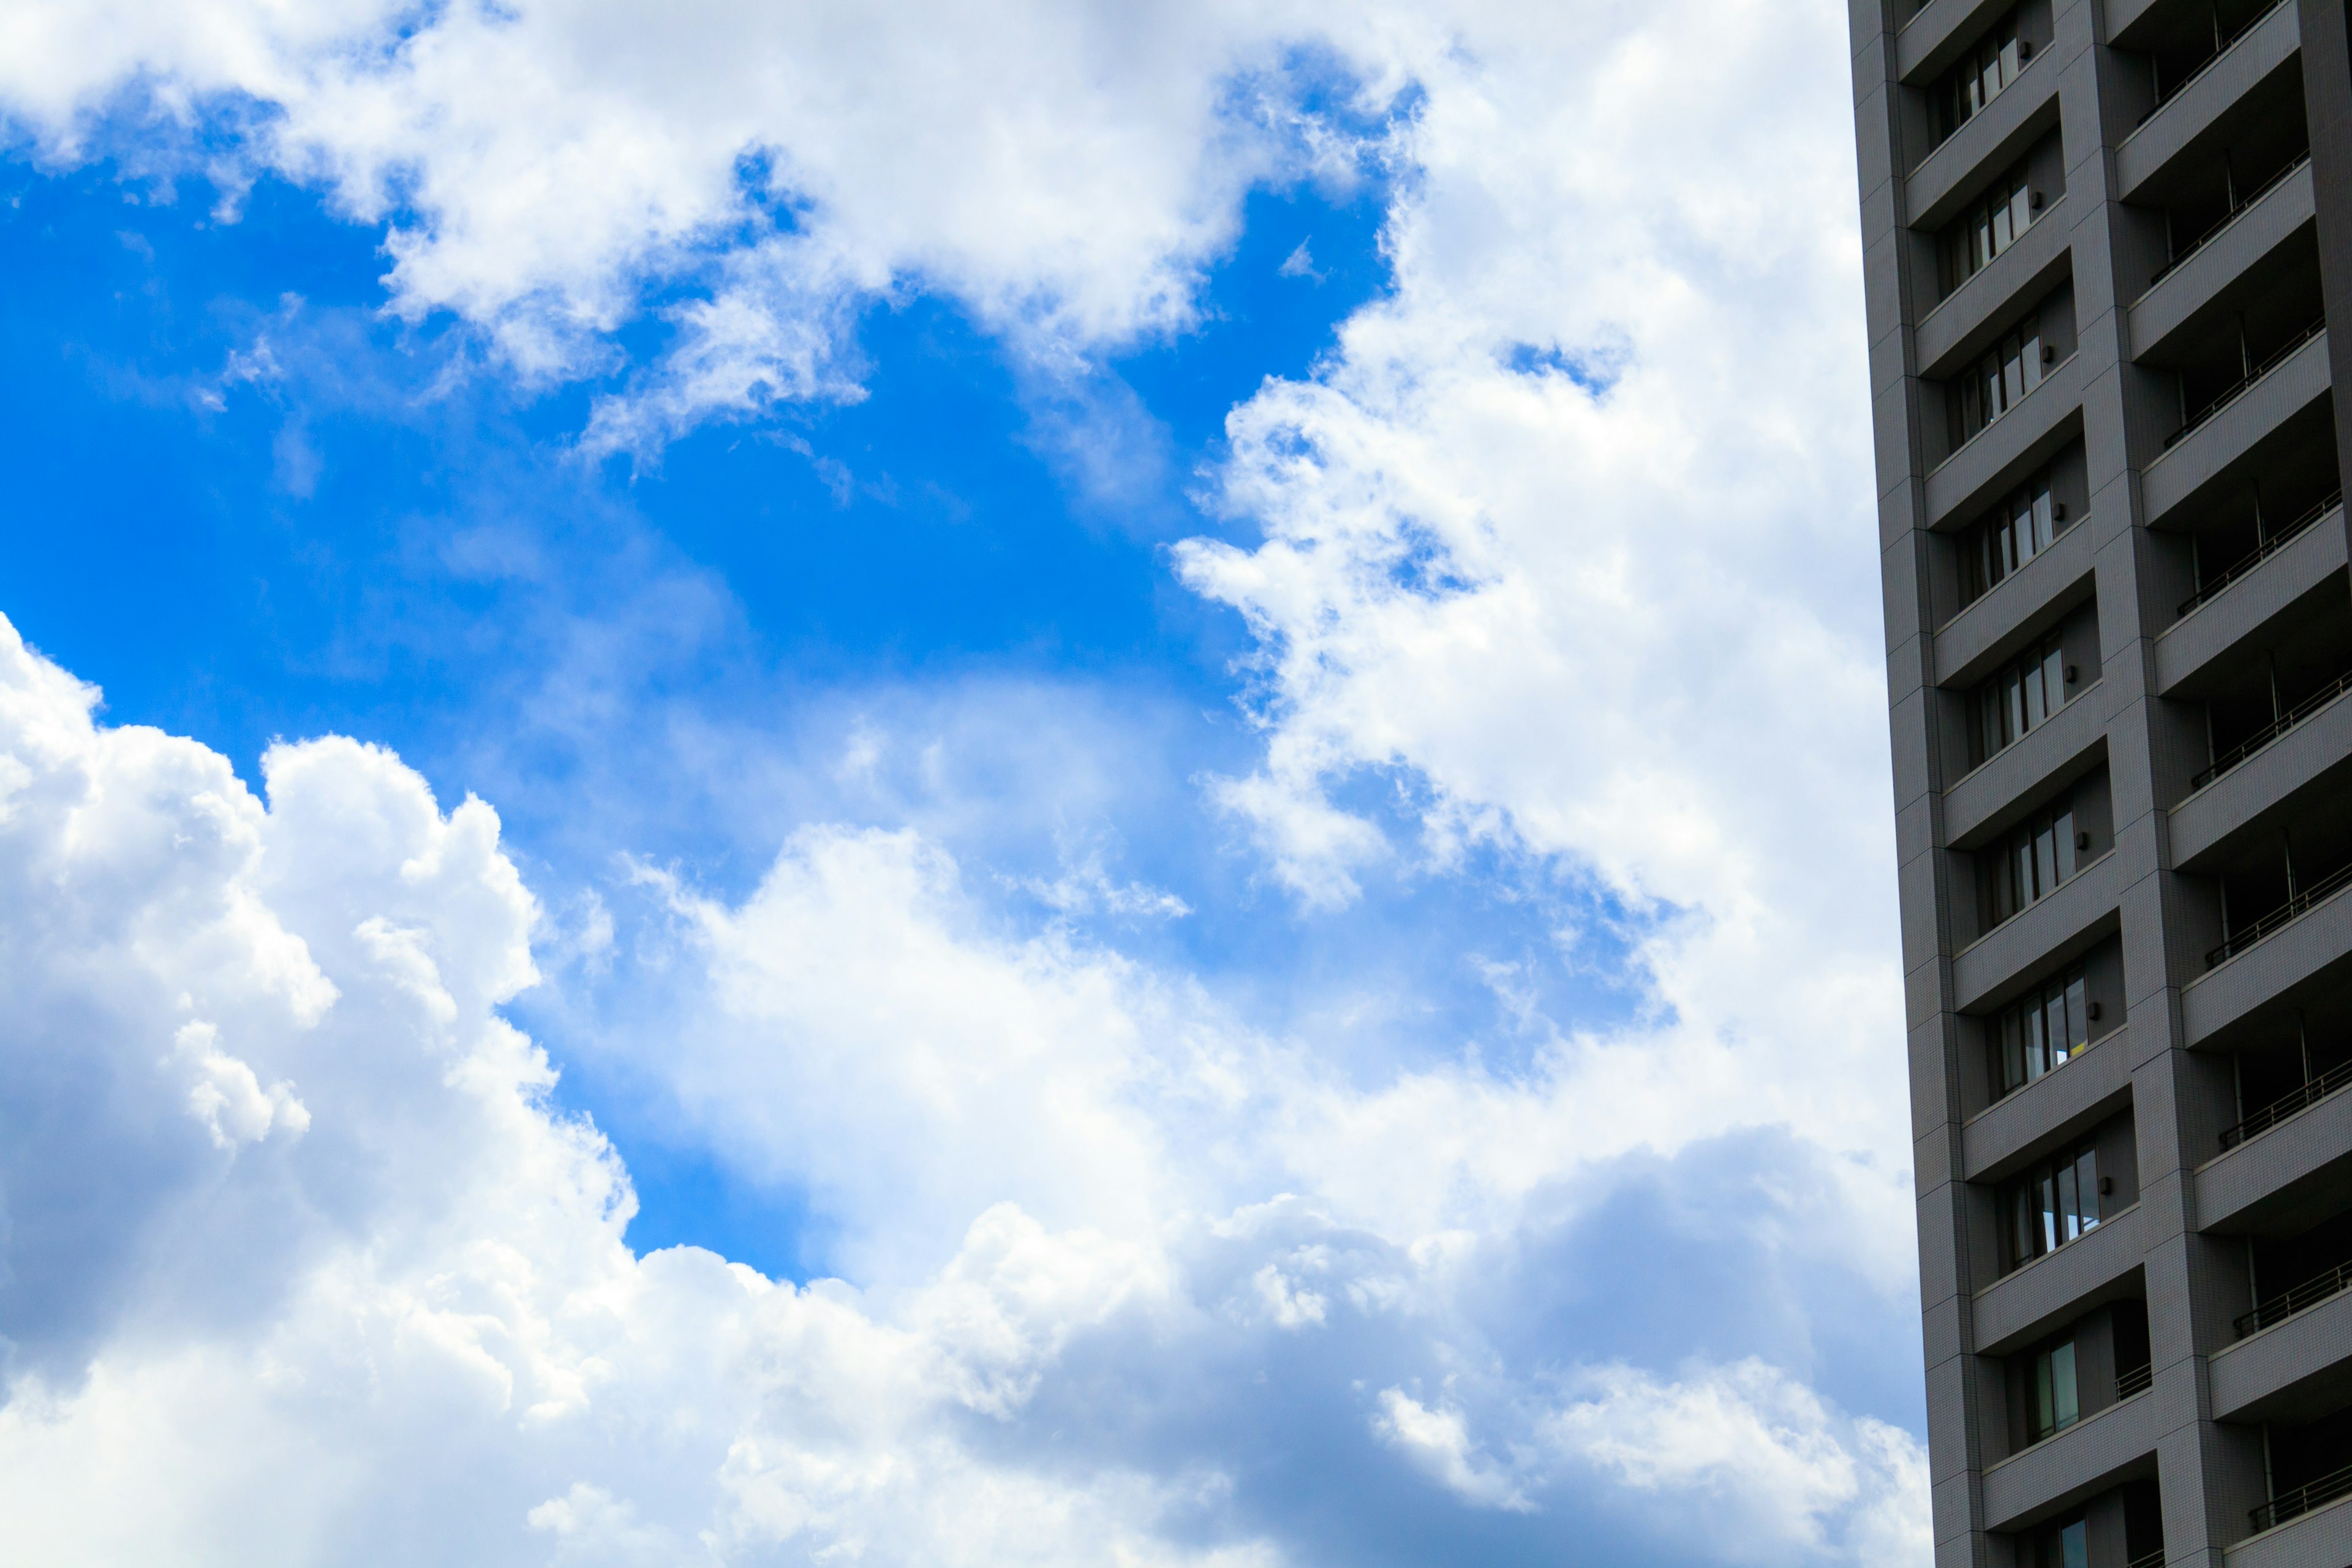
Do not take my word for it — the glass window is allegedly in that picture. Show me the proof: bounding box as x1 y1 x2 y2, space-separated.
1949 306 2046 447
1982 797 2076 927
1935 10 2026 143
1971 633 2073 765
1940 162 2039 297
2028 1335 2079 1441
2027 1518 2089 1568
1970 471 2065 609
2002 1139 2101 1270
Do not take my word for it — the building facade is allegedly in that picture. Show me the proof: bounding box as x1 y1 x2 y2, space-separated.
1851 1 2352 1563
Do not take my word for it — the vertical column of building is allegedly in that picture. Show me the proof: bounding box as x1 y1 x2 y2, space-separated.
1850 4 1989 1561
2075 0 2275 1555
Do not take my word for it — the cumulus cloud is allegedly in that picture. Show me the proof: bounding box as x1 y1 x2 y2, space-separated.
0 0 1395 447
0 0 1927 1561
0 614 1918 1562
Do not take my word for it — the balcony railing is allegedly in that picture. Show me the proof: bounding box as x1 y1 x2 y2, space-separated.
2179 493 2343 616
2236 1255 2352 1335
2116 1362 2154 1398
2252 1459 2352 1532
2208 861 2352 967
2149 152 2312 291
2125 1550 2165 1568
2222 1061 2352 1153
2165 312 2328 450
2192 671 2352 791
2137 0 2293 126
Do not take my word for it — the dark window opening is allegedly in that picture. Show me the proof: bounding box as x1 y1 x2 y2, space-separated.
1949 308 2048 449
1970 634 2076 766
1940 161 2043 298
1995 965 2092 1096
1933 10 2029 145
1961 470 2067 608
2000 1139 2101 1272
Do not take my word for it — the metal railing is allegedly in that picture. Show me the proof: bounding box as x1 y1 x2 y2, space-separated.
2179 493 2343 616
2209 861 2352 967
2126 1549 2166 1568
2137 0 2293 126
2149 153 2311 291
2165 312 2328 450
2116 1362 2155 1398
2252 1459 2352 1532
2191 670 2352 791
2222 1061 2352 1153
2236 1256 2352 1335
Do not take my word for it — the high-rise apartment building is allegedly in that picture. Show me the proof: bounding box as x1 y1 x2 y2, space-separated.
1852 1 2352 1563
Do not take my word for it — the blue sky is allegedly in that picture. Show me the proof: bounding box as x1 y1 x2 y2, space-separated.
0 5 1926 1565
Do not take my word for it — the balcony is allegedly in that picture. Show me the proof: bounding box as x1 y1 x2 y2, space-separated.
2132 160 2317 366
1981 1369 2163 1530
2179 492 2342 619
2211 862 2352 967
2116 0 2305 203
2143 329 2331 526
1927 353 2084 529
2254 1464 2352 1532
2195 673 2352 794
2237 1256 2352 1333
2168 315 2328 454
2213 1276 2352 1422
2193 1082 2352 1228
2133 0 2294 130
1954 850 2120 1011
2226 1488 2352 1566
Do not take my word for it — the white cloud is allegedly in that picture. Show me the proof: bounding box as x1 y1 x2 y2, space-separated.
169 1020 311 1148
0 606 1919 1563
1547 1362 1932 1564
0 0 1932 1561
1373 1389 1530 1512
0 0 1387 446
0 615 1275 1566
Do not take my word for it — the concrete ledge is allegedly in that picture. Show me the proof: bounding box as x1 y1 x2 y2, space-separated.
1921 200 2075 379
2143 331 2332 527
2154 508 2346 695
1936 518 2097 690
2116 0 2302 201
1927 356 2086 529
2225 1489 2352 1567
2195 1082 2352 1232
1897 0 2029 83
1945 687 2108 847
1954 853 2123 1014
2212 1284 2352 1423
2130 162 2316 363
1907 59 2064 226
1972 1202 2146 1354
1983 1389 2164 1531
2183 882 2352 1047
2170 688 2352 865
1963 1024 2135 1183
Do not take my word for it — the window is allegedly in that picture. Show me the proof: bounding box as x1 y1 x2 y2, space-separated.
2002 1139 2101 1269
1940 162 2041 296
1949 311 2046 448
2022 1333 2080 1442
1970 634 2072 764
1934 10 2029 142
1996 965 2091 1095
1941 13 2028 137
1961 471 2064 606
1982 798 2078 927
2025 1518 2088 1568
